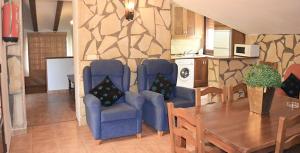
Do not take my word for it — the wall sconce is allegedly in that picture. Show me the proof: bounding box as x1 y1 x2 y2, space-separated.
124 0 135 21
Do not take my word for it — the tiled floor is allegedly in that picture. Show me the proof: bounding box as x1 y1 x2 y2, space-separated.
12 92 172 153
26 92 76 126
10 121 172 153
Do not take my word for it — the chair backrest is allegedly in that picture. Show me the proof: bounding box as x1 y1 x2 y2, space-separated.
83 60 130 103
195 87 226 106
137 59 177 92
228 83 248 102
259 61 278 70
167 102 199 153
275 113 300 153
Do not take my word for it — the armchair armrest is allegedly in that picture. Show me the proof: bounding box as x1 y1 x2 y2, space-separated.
84 94 102 109
83 94 102 139
125 92 144 110
175 86 195 102
141 90 165 108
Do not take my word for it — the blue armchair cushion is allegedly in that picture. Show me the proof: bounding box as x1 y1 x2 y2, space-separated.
150 73 174 100
90 76 124 106
101 103 137 122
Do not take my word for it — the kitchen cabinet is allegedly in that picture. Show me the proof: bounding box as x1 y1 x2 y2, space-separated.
171 5 204 39
194 58 208 87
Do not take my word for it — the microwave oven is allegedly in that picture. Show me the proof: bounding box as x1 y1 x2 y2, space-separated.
234 44 260 57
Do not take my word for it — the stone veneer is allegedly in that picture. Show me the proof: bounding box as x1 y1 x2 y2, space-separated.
7 44 27 130
208 34 300 101
77 0 171 124
207 58 257 102
246 34 300 76
208 58 257 88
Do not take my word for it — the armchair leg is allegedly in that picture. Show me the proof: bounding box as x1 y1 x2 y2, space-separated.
98 140 102 145
137 133 142 139
157 131 164 137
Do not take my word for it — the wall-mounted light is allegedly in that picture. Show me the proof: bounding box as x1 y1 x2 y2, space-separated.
124 0 135 21
70 20 73 25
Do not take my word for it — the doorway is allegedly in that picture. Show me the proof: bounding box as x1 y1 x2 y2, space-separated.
25 32 67 94
22 0 76 126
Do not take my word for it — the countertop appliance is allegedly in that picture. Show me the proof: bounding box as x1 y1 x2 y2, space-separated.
234 44 260 57
175 59 194 89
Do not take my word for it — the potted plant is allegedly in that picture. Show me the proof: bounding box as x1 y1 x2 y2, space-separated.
244 64 282 115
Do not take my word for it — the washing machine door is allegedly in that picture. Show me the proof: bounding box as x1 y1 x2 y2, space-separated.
179 67 190 80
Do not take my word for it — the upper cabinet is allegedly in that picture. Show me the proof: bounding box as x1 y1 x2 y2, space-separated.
171 5 204 39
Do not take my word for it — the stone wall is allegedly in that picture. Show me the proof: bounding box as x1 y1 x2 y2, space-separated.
208 58 257 88
207 58 257 102
76 0 171 124
246 34 300 76
7 48 26 131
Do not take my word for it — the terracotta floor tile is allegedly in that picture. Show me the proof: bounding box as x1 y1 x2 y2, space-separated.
26 92 76 126
12 122 173 153
59 146 86 153
10 149 33 153
10 134 32 152
32 139 60 153
11 92 173 153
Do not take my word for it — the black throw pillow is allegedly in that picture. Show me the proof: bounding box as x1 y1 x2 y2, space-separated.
150 73 174 100
90 76 124 107
281 73 300 98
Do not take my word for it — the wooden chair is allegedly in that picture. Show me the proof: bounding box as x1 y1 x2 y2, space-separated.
167 103 223 153
275 114 300 153
228 83 248 102
259 61 278 69
195 87 226 107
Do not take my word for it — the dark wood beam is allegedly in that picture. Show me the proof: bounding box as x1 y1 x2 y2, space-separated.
29 0 38 31
53 1 64 31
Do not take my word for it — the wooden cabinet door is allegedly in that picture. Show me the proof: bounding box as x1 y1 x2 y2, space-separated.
194 58 208 87
186 10 195 37
172 6 185 36
172 6 204 39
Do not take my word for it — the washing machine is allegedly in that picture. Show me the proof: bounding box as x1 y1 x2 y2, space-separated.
175 59 194 89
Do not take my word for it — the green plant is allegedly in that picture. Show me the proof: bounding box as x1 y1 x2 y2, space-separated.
244 64 282 88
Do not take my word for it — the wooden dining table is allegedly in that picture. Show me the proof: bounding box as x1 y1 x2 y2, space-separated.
185 95 300 153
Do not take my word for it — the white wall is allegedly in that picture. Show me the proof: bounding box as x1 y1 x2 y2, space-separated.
46 58 74 91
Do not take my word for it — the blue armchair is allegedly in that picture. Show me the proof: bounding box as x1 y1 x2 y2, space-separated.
83 60 144 141
137 59 195 134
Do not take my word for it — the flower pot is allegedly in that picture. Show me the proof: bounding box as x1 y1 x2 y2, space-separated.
247 86 275 115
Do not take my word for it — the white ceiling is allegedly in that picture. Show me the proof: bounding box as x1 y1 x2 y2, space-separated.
172 0 300 34
23 0 73 32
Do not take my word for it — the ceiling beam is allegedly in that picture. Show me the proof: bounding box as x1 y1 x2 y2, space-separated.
29 0 38 31
53 1 64 31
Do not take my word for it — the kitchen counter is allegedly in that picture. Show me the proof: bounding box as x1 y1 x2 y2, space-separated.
171 54 209 59
207 56 258 60
171 54 258 60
